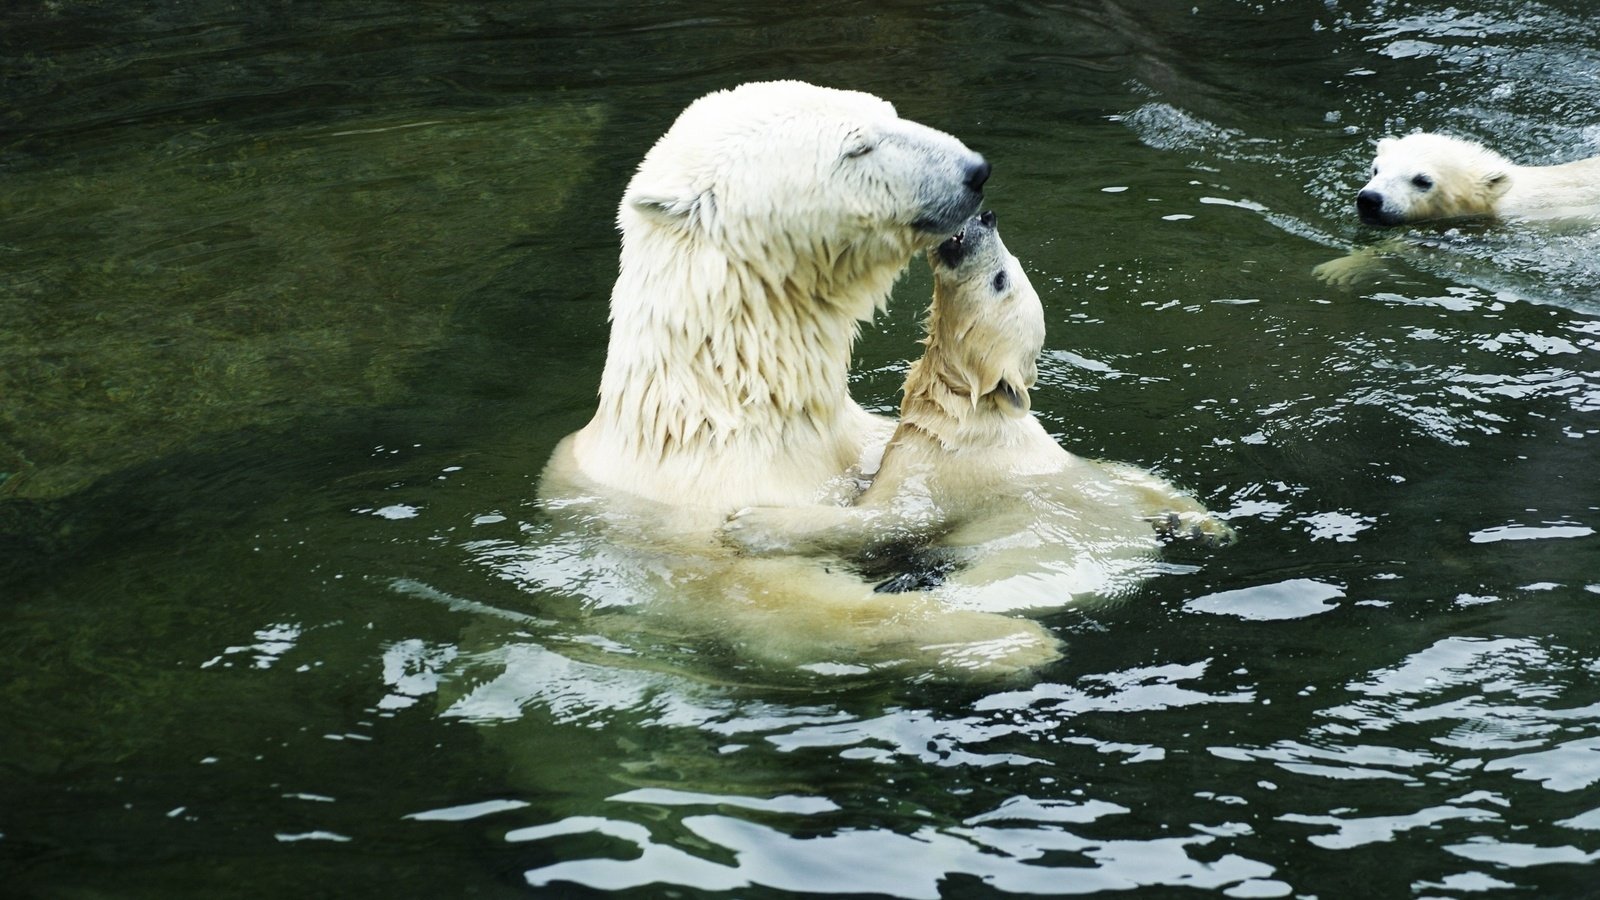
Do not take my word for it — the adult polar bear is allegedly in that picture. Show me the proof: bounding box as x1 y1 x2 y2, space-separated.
544 81 991 532
538 82 1067 674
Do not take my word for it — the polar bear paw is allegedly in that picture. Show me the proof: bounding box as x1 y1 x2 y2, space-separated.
719 507 801 556
1150 511 1238 548
1312 251 1387 286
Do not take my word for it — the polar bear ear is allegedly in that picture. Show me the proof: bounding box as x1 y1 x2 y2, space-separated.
1375 138 1397 155
627 185 714 230
1483 170 1512 198
974 358 1034 417
989 379 1031 416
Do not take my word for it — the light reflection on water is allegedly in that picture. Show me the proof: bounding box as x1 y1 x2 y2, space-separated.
4 0 1600 897
512 806 1285 896
372 595 1600 894
429 640 1282 894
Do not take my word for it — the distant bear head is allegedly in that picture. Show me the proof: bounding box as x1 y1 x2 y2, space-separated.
1355 133 1512 226
925 210 1044 417
620 81 989 284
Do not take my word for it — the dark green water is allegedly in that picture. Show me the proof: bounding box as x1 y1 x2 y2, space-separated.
4 1 1600 896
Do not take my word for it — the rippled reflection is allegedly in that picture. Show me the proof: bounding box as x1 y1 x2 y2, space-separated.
6 1 1600 897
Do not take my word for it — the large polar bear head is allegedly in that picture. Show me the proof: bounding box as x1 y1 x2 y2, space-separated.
618 81 990 323
1355 133 1512 226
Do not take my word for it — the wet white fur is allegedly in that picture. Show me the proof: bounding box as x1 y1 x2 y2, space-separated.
1362 132 1600 224
721 218 1234 616
536 83 1066 677
1315 133 1600 284
545 81 986 527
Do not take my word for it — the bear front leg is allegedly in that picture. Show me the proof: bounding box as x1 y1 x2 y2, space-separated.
720 499 946 557
719 506 893 556
1099 461 1238 548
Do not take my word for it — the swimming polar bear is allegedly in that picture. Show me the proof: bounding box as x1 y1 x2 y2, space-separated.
1355 132 1600 226
542 81 990 533
721 211 1235 612
1316 132 1600 284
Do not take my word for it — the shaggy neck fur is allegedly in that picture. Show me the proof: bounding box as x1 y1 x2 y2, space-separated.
896 295 1035 452
898 362 1024 452
592 219 909 463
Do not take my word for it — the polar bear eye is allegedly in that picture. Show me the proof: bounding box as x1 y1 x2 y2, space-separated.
991 271 1008 293
1411 173 1434 191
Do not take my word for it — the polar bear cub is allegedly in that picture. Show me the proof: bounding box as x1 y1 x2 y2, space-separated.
1316 132 1600 283
1355 132 1600 226
723 212 1233 609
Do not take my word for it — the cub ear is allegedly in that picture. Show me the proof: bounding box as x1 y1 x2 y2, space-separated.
1376 137 1397 154
1483 170 1512 197
990 379 1032 416
981 356 1036 417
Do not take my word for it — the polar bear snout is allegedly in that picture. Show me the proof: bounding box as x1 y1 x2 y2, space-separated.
1356 188 1391 225
910 150 990 237
964 159 992 193
933 209 996 268
1356 188 1408 227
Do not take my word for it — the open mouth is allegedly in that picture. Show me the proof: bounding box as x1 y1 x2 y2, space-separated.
935 210 995 268
935 226 969 269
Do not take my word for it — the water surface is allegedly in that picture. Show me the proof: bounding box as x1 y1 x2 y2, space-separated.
4 1 1600 897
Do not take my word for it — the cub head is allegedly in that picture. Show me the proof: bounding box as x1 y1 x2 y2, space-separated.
621 81 989 286
1355 132 1512 226
925 210 1045 417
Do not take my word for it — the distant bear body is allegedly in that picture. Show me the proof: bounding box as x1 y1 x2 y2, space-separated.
1315 132 1600 284
1356 132 1600 226
544 81 989 529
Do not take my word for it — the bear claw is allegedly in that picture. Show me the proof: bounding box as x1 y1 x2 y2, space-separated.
1150 511 1238 549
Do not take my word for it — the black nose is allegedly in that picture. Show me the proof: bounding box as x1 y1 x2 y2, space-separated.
1356 189 1383 215
979 209 996 227
965 158 991 193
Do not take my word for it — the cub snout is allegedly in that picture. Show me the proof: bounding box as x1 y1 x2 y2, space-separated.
1356 189 1401 226
1356 189 1384 223
933 209 998 269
